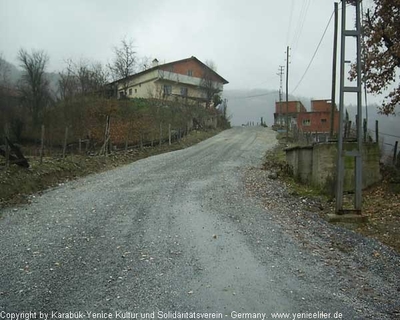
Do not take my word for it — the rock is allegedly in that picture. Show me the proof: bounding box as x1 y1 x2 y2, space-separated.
268 172 278 180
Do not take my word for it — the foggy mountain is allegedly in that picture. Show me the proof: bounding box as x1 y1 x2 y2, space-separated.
0 57 22 84
0 57 60 94
223 89 314 126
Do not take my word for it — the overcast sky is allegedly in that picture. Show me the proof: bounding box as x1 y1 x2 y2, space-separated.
1 0 378 103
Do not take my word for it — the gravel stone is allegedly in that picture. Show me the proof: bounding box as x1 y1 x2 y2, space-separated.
0 127 398 319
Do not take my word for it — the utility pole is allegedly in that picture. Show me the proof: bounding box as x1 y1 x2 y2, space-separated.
285 46 290 142
277 66 285 127
335 0 363 214
330 2 339 139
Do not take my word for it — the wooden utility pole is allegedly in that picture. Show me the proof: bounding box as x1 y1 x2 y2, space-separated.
285 46 290 142
277 65 285 127
330 2 339 139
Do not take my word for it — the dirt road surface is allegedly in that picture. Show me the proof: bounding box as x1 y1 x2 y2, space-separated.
0 127 398 319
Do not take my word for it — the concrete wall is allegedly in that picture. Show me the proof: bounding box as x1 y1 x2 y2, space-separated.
286 146 313 183
286 142 381 194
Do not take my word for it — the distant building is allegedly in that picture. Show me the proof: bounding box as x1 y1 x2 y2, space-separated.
107 56 229 107
297 100 339 134
273 100 307 131
273 99 339 136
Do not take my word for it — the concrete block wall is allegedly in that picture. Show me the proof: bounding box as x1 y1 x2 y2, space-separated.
286 142 381 194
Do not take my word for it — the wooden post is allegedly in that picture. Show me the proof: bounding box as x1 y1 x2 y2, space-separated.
4 124 10 169
168 124 171 146
363 118 367 142
375 120 379 143
78 138 82 154
40 124 45 164
140 132 143 150
101 115 111 156
393 141 398 165
159 123 162 146
62 127 68 159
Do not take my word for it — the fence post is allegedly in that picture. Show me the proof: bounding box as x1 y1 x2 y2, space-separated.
375 120 379 143
4 124 10 169
393 141 398 165
40 124 45 164
168 124 171 145
125 134 128 152
363 118 367 142
140 132 143 150
159 123 162 146
78 138 82 154
62 126 68 159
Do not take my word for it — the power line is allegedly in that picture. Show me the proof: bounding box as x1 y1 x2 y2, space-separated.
286 0 295 45
228 91 279 100
291 0 311 52
291 10 335 94
369 129 400 139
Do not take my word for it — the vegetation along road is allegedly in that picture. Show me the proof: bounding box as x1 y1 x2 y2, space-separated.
0 127 399 319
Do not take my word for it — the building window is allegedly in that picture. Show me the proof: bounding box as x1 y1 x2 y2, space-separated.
135 88 137 93
321 119 327 123
128 88 132 95
180 87 188 97
302 119 311 126
187 70 193 77
139 84 141 87
119 91 125 98
163 85 172 96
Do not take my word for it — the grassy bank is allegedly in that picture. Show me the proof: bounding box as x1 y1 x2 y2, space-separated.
0 129 222 208
263 142 400 254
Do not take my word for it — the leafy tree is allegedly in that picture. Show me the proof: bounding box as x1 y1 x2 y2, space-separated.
360 0 400 115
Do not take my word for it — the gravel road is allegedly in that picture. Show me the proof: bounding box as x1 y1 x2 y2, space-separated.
0 127 398 319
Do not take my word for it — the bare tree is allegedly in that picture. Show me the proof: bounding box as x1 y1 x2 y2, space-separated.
58 59 78 100
108 38 137 96
0 53 11 86
59 59 110 100
200 60 221 109
17 48 50 126
137 56 152 72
